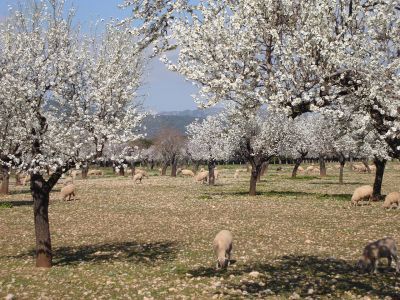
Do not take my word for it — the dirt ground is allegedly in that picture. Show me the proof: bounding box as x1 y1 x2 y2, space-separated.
1 163 400 299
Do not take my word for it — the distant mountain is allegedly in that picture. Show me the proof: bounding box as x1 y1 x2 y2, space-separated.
142 108 222 138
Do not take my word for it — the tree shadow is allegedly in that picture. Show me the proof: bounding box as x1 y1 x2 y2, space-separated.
9 241 180 266
189 255 400 298
309 181 363 186
9 189 31 195
0 200 33 207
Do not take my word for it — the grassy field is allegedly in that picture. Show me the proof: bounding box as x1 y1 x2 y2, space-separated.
1 163 400 299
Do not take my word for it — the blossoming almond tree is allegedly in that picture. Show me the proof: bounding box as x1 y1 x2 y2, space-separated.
0 0 146 267
186 114 233 185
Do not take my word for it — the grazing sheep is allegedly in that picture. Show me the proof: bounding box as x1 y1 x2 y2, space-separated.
70 170 82 179
61 184 75 201
351 185 373 206
200 168 205 173
297 166 305 172
369 165 376 172
180 169 195 177
133 172 144 183
213 230 233 269
383 192 400 209
357 237 399 273
195 171 209 183
88 169 103 176
214 169 220 180
334 164 341 169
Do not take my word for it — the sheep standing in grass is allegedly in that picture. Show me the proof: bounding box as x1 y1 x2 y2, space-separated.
195 171 209 183
351 185 373 206
135 169 148 178
383 192 400 209
306 166 314 174
63 177 74 186
180 169 195 177
213 230 233 269
133 172 144 183
357 237 399 273
61 184 75 201
297 166 304 172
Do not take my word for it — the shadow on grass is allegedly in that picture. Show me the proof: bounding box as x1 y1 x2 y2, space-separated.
11 241 179 266
309 181 363 186
9 189 31 195
189 255 400 299
0 200 33 207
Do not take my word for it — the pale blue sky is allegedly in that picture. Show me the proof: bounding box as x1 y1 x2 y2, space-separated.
0 0 198 112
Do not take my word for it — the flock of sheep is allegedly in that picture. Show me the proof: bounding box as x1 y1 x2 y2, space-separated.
53 163 400 275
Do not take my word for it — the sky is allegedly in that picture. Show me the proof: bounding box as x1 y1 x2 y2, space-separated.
0 0 198 113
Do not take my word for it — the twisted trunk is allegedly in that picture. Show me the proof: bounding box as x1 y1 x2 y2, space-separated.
338 154 346 185
372 158 386 200
208 160 216 186
0 165 10 195
82 163 89 179
249 162 263 196
319 155 327 177
31 170 62 268
291 158 303 178
171 155 177 177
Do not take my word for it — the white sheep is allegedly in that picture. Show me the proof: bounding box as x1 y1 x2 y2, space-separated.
63 176 74 186
357 237 399 273
135 169 148 177
306 165 314 173
213 230 233 269
133 172 144 183
180 169 195 177
61 184 75 201
351 185 373 206
297 166 305 172
22 174 31 186
383 192 400 209
195 171 209 183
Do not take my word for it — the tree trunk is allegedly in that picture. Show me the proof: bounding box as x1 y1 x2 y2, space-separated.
119 167 125 177
362 159 371 174
348 155 354 171
31 174 52 268
194 161 200 172
171 157 177 177
372 158 386 200
291 158 303 178
339 158 345 185
0 165 10 195
82 164 89 179
246 163 250 172
319 155 327 177
131 164 136 178
208 160 215 186
249 163 262 196
257 162 268 182
161 164 168 176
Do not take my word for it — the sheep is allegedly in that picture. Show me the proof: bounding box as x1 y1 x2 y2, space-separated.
70 170 81 179
63 176 74 186
357 237 399 273
306 165 315 173
234 170 240 179
133 172 144 184
353 164 367 173
135 169 148 178
22 174 31 186
213 230 233 269
180 169 195 177
200 167 205 173
351 185 373 206
383 192 400 209
195 171 209 183
369 165 376 172
61 184 75 201
214 169 220 180
88 169 103 176
297 166 305 172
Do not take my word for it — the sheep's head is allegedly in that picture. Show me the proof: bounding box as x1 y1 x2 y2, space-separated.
356 256 372 273
216 257 229 269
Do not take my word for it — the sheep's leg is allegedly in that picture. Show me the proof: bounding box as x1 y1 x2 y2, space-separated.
372 259 378 273
391 250 399 272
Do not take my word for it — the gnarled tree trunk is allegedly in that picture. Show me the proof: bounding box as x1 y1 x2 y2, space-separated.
208 160 216 186
82 163 89 179
171 155 178 177
31 171 62 268
362 159 371 174
372 158 386 200
0 165 10 195
319 155 327 177
249 162 263 196
291 158 303 178
338 154 346 185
